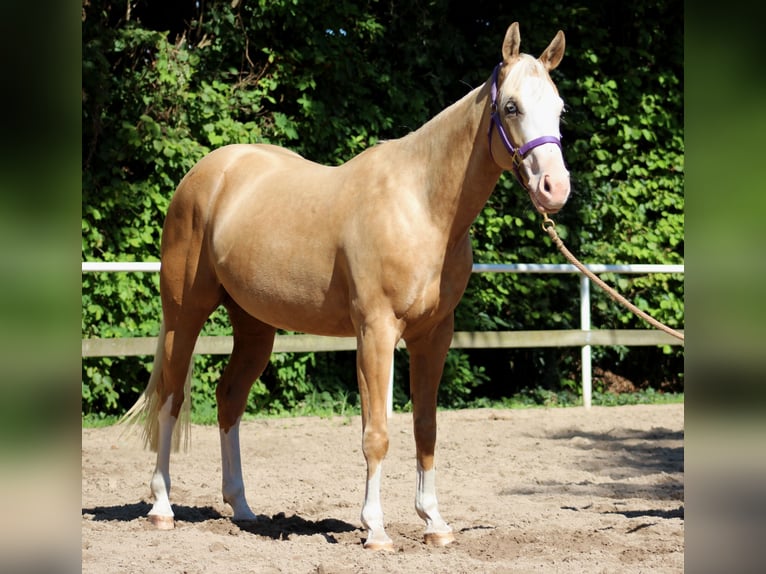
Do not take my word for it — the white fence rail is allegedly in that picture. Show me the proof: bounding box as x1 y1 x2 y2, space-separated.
82 261 684 410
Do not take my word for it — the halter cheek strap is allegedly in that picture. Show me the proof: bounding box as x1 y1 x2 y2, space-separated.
488 63 562 189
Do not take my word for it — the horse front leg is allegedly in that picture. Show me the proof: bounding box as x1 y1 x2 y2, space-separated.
407 316 456 546
355 318 399 551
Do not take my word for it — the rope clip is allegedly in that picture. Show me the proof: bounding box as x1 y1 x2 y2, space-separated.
541 213 556 233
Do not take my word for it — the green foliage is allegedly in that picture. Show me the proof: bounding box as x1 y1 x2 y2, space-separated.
82 0 683 419
391 349 491 410
438 350 491 408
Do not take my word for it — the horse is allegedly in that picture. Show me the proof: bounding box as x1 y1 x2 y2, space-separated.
121 22 570 550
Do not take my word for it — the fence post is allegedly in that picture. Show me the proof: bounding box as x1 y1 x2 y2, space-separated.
580 274 592 409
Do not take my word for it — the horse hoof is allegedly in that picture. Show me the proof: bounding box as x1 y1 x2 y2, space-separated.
232 515 262 523
424 530 455 547
231 510 261 523
363 539 395 552
149 515 175 530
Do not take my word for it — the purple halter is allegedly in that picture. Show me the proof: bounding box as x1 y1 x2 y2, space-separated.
488 63 562 189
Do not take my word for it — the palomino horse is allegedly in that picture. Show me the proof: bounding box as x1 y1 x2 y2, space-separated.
122 22 570 550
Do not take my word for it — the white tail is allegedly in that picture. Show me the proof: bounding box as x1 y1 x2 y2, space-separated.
118 320 193 452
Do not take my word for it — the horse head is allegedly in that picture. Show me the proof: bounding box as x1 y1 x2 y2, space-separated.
489 22 571 215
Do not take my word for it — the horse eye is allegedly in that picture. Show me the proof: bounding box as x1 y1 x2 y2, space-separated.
504 101 519 116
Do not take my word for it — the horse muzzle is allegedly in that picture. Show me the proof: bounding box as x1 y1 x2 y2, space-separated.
529 171 570 214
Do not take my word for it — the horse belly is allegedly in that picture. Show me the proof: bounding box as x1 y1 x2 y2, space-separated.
215 253 355 337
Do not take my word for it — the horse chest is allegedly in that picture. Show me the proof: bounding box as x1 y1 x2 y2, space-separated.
384 252 473 324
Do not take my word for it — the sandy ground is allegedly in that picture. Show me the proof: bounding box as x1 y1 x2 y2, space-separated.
82 404 683 573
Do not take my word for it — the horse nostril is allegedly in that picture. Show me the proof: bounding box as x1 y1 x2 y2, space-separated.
543 175 552 194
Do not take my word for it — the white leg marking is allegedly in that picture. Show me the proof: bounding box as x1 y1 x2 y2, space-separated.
220 416 257 520
415 462 454 545
360 465 393 550
148 394 176 529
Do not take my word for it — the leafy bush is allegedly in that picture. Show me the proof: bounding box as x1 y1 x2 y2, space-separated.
82 0 683 419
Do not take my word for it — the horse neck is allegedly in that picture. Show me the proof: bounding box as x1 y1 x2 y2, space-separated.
402 79 502 246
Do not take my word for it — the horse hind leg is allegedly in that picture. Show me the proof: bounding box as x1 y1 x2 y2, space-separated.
120 223 225 529
147 377 182 530
117 296 216 529
146 295 221 529
118 313 206 529
217 298 276 521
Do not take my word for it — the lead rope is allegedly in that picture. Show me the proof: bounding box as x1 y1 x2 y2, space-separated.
541 214 685 342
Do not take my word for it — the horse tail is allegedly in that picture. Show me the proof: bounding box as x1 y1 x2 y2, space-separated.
118 319 193 453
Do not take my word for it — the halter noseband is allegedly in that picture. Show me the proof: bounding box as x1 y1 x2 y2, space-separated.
488 63 562 189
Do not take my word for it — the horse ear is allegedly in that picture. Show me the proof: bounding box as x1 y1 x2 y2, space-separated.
502 22 521 63
539 30 565 71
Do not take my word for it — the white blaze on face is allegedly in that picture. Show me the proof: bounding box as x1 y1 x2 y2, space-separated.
515 72 563 140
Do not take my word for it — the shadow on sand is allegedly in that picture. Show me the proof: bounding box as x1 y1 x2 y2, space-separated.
82 503 360 543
